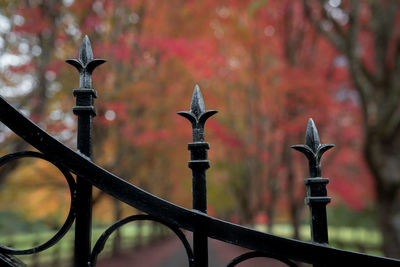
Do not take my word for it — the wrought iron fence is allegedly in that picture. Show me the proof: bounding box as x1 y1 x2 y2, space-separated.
0 36 399 267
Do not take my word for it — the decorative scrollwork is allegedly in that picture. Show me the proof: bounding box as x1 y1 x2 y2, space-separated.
227 251 298 267
90 214 194 267
0 97 398 266
0 151 76 255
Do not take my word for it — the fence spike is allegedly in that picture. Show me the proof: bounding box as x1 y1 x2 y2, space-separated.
66 35 106 89
79 35 94 66
177 84 217 266
66 35 106 266
291 118 334 177
191 84 206 118
306 118 320 153
291 118 333 247
177 85 217 142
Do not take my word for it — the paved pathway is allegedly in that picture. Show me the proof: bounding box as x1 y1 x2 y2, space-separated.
98 236 289 267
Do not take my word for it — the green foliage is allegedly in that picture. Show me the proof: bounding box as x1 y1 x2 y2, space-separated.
327 204 378 229
0 212 49 235
255 223 382 255
248 0 269 15
0 223 165 266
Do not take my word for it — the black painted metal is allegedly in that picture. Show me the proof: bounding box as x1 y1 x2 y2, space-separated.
66 35 106 267
0 253 26 267
292 119 333 267
0 151 76 255
178 85 217 267
0 92 399 266
292 119 333 246
0 36 399 266
90 214 194 267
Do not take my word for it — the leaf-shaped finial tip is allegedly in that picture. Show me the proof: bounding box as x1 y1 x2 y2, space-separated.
190 84 206 118
306 118 320 153
79 35 94 66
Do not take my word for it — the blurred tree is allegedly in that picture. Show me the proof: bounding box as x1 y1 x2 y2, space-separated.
303 0 400 257
0 0 69 185
206 1 363 232
0 0 387 256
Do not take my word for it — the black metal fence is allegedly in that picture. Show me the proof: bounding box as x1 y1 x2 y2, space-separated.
0 36 399 267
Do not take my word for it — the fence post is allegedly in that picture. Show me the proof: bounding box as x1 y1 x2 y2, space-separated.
66 35 105 266
292 119 334 266
178 85 217 267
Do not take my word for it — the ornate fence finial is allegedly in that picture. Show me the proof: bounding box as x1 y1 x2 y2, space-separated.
291 118 334 177
291 118 334 246
177 84 217 142
177 84 217 267
66 35 106 266
66 35 106 89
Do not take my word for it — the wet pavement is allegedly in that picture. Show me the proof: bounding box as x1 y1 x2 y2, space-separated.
98 235 289 267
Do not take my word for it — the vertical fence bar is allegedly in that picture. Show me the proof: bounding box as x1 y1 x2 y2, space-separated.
178 85 217 267
292 119 334 267
66 35 105 266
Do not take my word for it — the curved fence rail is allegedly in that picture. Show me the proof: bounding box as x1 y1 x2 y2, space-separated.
0 36 399 267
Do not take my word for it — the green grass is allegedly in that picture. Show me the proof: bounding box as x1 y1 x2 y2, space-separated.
0 222 167 266
0 223 384 265
254 224 383 256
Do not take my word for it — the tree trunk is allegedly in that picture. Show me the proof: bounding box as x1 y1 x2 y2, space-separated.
365 133 400 257
112 199 123 256
302 0 400 256
266 179 278 233
376 184 400 257
287 155 301 240
283 137 303 240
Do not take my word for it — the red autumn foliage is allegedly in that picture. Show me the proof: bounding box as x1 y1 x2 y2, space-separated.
0 0 392 227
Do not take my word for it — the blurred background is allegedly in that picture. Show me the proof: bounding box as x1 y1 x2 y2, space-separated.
0 0 399 265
